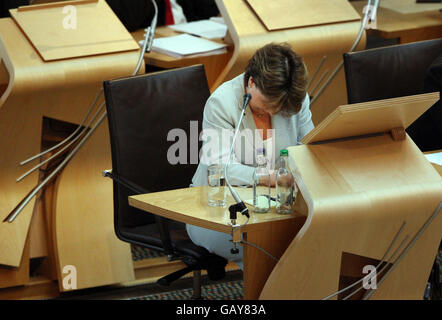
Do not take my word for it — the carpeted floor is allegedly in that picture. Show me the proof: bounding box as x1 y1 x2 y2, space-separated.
131 244 166 261
129 245 244 300
131 279 243 300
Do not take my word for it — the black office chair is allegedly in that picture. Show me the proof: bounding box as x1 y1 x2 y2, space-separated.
343 38 442 152
343 38 442 299
102 65 227 299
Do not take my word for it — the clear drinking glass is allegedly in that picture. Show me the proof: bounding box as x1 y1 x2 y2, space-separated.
207 164 227 207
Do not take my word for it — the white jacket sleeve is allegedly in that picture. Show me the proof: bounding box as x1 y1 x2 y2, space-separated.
197 94 255 186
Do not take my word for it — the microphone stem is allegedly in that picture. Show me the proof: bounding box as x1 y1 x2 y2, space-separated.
224 106 247 204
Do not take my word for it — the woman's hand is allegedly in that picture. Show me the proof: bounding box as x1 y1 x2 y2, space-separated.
259 171 277 187
259 171 293 188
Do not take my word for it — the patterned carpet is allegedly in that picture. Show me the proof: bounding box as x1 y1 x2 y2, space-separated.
131 279 244 300
130 245 243 300
131 244 165 261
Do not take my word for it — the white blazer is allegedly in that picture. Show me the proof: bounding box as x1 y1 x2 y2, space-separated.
191 73 314 186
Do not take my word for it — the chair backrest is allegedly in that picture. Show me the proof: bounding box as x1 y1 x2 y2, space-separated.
103 65 209 230
343 39 442 152
344 38 442 104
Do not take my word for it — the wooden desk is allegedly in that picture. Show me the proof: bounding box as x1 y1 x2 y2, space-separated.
130 149 441 300
351 0 442 44
131 27 233 92
0 0 138 292
129 186 306 300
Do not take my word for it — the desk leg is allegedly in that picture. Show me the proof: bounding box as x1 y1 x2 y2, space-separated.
242 217 306 300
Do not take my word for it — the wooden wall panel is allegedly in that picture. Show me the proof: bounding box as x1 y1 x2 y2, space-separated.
0 15 136 289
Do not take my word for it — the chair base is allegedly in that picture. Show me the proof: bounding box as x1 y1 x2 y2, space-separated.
157 268 204 299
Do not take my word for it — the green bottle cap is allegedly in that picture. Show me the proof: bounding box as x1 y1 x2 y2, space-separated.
280 149 288 156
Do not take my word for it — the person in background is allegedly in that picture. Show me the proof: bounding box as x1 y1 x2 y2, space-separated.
187 43 314 269
406 53 442 152
105 0 218 32
177 0 219 22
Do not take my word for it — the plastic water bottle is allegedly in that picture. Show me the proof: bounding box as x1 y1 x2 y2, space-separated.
276 149 294 214
253 148 270 213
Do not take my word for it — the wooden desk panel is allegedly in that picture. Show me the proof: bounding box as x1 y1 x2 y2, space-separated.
351 1 442 43
379 0 442 15
130 186 303 234
246 0 360 31
260 135 442 299
0 17 136 289
129 186 307 300
10 0 139 61
129 146 441 300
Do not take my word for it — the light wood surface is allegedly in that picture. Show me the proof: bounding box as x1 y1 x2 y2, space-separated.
242 217 306 300
0 233 30 289
261 96 442 300
260 134 442 299
246 0 360 31
129 186 307 300
129 148 441 300
0 16 136 289
10 0 139 61
380 0 442 15
0 276 59 300
29 192 49 259
351 0 442 43
214 0 365 125
130 186 303 234
302 92 439 144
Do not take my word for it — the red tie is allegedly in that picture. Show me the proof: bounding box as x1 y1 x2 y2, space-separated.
165 0 175 25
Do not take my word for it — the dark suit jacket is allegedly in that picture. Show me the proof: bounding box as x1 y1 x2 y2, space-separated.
407 54 442 152
105 0 166 32
177 0 219 22
105 0 219 32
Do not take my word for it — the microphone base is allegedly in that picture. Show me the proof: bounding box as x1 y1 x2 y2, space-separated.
228 202 250 221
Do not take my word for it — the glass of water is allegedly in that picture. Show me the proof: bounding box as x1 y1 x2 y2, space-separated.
207 164 226 207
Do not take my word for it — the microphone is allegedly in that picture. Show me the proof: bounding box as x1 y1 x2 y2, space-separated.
224 93 252 227
369 0 380 23
136 0 158 73
146 0 158 53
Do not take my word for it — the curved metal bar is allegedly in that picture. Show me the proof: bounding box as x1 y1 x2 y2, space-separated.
6 111 108 223
20 88 104 166
19 0 155 167
16 102 106 182
8 1 154 222
310 0 373 106
241 239 278 262
342 234 410 300
322 221 406 300
362 201 442 300
307 55 327 92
